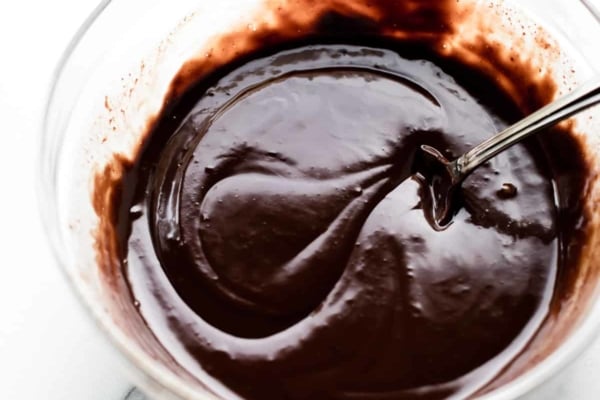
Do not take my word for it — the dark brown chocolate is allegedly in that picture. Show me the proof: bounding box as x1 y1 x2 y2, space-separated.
96 1 591 399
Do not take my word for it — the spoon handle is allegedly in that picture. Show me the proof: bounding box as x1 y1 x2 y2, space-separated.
454 77 600 178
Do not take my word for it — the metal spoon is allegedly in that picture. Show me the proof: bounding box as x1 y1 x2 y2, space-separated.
417 77 600 228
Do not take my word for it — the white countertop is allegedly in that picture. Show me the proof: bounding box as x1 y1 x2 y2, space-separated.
0 1 599 399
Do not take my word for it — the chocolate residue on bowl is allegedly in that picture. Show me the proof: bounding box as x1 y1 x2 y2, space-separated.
92 0 594 399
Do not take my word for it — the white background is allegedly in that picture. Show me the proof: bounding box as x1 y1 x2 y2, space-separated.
0 0 130 398
0 0 599 399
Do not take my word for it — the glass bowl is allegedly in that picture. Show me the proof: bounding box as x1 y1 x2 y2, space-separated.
39 0 600 399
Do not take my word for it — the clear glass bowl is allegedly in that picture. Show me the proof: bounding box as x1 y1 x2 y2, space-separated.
40 0 600 399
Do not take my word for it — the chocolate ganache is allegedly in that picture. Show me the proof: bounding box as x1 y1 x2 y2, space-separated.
97 2 591 399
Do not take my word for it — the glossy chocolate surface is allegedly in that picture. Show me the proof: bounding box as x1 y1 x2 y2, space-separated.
95 1 590 399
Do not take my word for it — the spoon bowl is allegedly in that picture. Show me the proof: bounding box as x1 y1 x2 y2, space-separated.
416 77 600 227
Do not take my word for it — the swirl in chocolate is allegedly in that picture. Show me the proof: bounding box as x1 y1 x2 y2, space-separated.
113 44 568 399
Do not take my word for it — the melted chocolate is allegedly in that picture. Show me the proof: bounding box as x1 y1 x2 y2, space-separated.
96 1 591 399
